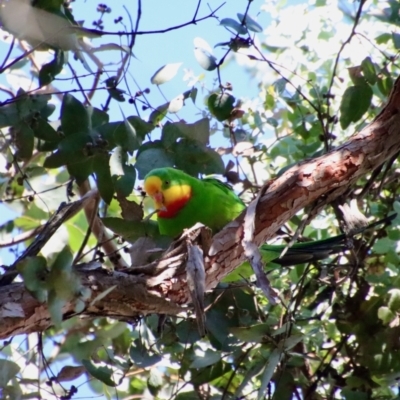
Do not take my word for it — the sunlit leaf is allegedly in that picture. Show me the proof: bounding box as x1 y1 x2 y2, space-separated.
220 18 247 34
237 13 263 32
82 360 117 387
0 360 20 388
190 350 221 368
361 57 377 85
377 306 395 325
388 288 400 312
194 48 218 71
148 103 169 125
258 348 281 399
150 63 182 85
129 339 162 368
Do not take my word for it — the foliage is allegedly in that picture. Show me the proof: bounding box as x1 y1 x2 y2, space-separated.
0 0 400 399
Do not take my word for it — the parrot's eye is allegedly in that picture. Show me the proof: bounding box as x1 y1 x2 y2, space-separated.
164 180 170 185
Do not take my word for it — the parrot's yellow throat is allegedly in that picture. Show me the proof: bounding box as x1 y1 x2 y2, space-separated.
144 175 192 218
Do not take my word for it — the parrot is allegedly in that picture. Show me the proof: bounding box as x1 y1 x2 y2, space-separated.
144 167 245 238
143 167 393 266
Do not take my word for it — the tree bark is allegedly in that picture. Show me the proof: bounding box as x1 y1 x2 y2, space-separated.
1 77 400 340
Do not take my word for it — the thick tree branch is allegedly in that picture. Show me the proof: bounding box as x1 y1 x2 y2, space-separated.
1 76 400 339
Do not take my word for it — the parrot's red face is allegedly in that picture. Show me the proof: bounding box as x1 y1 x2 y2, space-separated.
144 175 192 218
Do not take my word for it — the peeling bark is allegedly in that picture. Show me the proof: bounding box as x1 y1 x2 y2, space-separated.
1 77 400 340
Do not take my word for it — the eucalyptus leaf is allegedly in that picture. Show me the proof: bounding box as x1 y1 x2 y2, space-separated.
150 63 182 85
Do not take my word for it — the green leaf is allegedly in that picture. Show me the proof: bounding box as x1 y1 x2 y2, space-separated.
14 120 34 160
178 118 210 144
373 237 395 254
129 339 162 367
388 289 400 312
375 33 391 44
234 361 265 397
280 334 304 350
341 388 369 400
91 107 109 128
147 368 163 396
393 200 400 215
93 153 114 204
38 140 59 151
361 57 376 85
148 103 169 125
273 78 287 95
0 91 52 128
114 164 136 197
124 116 141 153
135 145 174 179
16 256 48 301
162 118 210 147
237 13 263 32
377 306 395 325
190 360 230 385
223 261 253 282
208 92 235 121
258 348 282 399
105 77 125 102
127 116 154 138
39 50 65 86
0 360 20 388
50 246 73 273
44 132 92 168
392 32 400 49
67 157 94 183
230 323 270 342
48 247 80 299
220 18 247 34
172 139 225 176
82 359 117 387
377 74 393 97
339 84 373 129
190 350 222 368
161 122 182 147
48 289 66 326
32 117 60 142
94 122 120 149
189 87 198 104
174 393 199 400
61 94 90 136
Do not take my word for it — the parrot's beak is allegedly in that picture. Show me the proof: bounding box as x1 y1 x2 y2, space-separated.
144 176 167 211
153 191 167 211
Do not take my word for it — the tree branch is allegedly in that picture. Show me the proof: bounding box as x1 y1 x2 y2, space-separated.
1 76 400 339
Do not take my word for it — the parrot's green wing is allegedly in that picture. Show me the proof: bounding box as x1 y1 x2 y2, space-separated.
178 177 245 234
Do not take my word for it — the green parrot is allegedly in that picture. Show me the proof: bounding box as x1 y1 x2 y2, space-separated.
144 167 245 237
143 167 388 266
